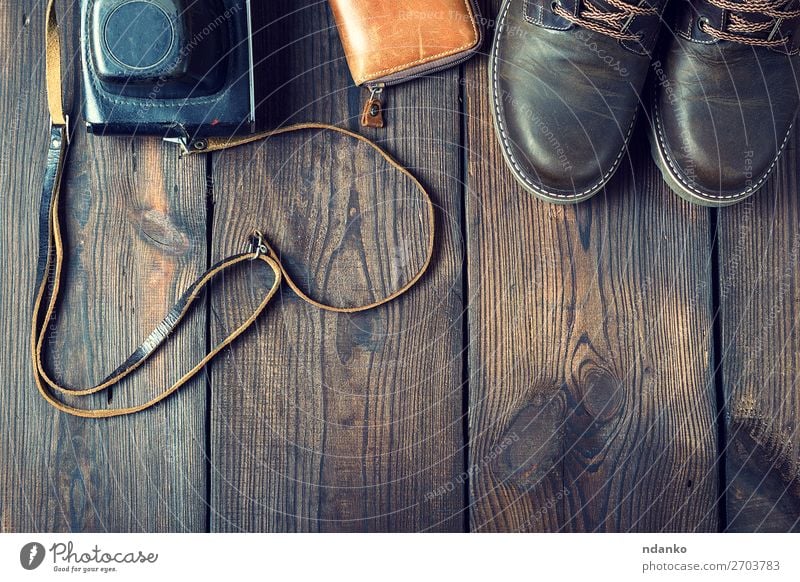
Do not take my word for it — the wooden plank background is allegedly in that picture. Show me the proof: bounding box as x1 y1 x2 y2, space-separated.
719 134 800 533
465 1 718 533
207 0 465 532
0 0 797 532
0 0 208 532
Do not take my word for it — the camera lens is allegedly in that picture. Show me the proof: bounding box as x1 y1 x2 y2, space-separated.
104 1 175 70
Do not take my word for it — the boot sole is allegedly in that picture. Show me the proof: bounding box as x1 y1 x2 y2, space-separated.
648 94 796 208
648 124 749 208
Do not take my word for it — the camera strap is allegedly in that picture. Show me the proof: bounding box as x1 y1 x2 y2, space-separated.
32 0 435 418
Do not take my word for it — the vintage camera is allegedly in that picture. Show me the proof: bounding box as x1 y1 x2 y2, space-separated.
81 0 255 141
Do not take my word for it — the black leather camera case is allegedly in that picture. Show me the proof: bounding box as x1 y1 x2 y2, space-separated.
81 0 255 139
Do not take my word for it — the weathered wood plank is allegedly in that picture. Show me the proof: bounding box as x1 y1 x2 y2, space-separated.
0 0 207 532
209 0 465 531
719 130 800 532
464 0 720 532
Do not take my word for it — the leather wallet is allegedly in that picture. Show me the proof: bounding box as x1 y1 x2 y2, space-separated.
328 0 483 127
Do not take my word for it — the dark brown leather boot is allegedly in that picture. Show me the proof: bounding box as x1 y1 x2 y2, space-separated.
490 0 668 203
650 0 800 206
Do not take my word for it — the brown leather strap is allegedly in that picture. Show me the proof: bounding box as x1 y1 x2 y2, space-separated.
33 0 435 418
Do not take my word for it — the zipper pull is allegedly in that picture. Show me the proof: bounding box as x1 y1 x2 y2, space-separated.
361 84 385 128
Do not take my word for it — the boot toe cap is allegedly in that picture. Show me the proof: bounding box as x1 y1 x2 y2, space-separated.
494 98 638 202
490 6 648 203
651 39 799 206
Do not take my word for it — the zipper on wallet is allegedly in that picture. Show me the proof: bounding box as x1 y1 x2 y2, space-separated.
361 84 385 128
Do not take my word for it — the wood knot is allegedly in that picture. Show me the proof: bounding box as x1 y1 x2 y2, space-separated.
130 209 190 256
580 368 624 423
492 388 566 488
727 415 800 530
335 311 386 363
571 360 624 423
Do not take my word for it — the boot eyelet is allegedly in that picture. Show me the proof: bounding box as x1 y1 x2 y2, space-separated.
697 16 710 33
551 1 559 12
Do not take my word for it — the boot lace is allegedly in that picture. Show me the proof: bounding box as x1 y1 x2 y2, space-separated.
552 0 660 42
698 0 800 48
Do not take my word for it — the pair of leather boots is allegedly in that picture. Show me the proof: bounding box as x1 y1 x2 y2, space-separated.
490 0 800 206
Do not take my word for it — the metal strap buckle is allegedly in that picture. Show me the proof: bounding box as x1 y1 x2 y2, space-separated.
49 114 70 146
249 230 268 260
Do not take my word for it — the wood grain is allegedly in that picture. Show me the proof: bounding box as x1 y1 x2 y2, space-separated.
718 129 800 532
464 0 720 532
0 0 207 532
2 0 799 534
208 0 466 531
